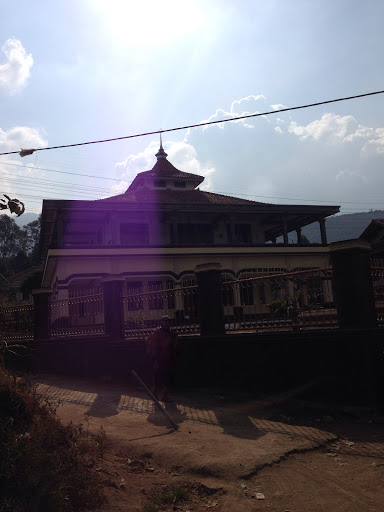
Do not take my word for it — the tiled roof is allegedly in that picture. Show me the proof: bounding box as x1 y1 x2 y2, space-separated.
127 157 204 192
97 188 267 206
360 218 384 241
140 158 204 180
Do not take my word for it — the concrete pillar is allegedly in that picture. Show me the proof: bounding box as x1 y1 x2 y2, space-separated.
101 277 125 340
56 214 63 248
195 263 225 336
226 224 233 244
296 227 302 244
109 212 119 245
330 240 377 329
282 218 288 245
32 288 52 341
319 218 327 245
170 222 177 244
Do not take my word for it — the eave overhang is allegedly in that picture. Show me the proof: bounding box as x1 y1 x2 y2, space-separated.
39 198 339 259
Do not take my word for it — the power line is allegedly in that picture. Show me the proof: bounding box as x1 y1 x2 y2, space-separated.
3 185 384 211
3 159 384 206
1 89 383 157
3 168 384 207
3 159 384 207
0 160 131 183
0 171 121 196
213 190 384 205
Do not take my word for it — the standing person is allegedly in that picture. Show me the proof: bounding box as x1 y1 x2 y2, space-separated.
146 316 179 401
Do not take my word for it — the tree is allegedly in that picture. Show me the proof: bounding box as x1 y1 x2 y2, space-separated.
0 214 42 276
0 215 22 263
21 216 41 263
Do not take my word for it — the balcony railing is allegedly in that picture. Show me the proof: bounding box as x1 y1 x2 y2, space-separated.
123 284 199 339
49 288 104 337
222 268 336 333
0 303 34 341
371 258 384 325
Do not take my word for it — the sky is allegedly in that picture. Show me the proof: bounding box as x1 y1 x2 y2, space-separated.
1 0 384 218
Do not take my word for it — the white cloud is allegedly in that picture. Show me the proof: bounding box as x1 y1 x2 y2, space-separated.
288 113 357 143
115 140 158 175
343 125 373 143
271 104 286 110
230 95 266 114
0 126 47 152
200 109 230 131
336 169 368 184
362 127 384 155
0 39 33 94
289 113 384 159
166 141 216 189
195 95 274 133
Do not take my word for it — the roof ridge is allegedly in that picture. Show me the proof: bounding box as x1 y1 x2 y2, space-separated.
96 188 268 206
200 189 268 205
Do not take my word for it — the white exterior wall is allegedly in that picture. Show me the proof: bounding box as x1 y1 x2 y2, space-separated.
44 246 331 290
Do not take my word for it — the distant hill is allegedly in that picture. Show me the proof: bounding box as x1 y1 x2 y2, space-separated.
14 212 39 227
301 210 384 244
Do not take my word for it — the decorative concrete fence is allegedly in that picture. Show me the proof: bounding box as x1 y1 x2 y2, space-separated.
29 240 381 342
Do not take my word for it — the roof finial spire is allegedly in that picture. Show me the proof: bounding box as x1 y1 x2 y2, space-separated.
156 132 168 159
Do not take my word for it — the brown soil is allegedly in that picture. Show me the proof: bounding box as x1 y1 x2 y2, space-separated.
34 375 384 512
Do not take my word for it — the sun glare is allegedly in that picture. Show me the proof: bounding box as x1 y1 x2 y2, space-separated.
92 0 206 48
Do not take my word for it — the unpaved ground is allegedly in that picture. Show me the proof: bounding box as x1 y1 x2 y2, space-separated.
34 374 384 512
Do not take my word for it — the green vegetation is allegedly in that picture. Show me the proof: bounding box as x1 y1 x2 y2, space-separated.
269 289 301 319
142 485 188 512
0 366 105 512
0 214 41 279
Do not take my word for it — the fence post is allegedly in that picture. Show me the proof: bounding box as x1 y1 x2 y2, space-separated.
32 288 52 340
195 263 225 336
329 240 377 329
101 277 125 341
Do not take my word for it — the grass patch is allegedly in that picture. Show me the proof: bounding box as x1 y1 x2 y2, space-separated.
0 367 106 512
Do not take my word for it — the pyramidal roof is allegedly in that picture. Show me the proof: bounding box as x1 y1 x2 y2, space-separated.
127 140 204 192
98 141 267 206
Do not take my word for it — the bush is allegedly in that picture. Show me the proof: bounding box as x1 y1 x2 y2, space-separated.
0 368 105 512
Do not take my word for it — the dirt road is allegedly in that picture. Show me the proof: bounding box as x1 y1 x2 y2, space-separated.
34 374 384 512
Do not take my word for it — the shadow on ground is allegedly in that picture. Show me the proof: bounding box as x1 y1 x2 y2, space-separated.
30 372 366 448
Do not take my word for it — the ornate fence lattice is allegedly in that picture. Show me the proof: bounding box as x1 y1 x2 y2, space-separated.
0 303 34 341
221 267 336 332
123 283 199 339
49 287 104 337
371 258 384 325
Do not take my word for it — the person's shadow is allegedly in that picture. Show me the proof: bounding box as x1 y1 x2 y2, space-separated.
146 400 187 428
